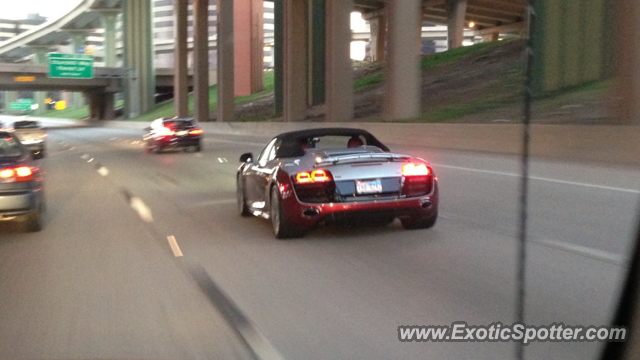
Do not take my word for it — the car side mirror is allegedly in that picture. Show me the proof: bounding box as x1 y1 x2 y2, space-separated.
240 152 253 163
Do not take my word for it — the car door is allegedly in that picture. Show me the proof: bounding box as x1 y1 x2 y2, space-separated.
244 138 278 207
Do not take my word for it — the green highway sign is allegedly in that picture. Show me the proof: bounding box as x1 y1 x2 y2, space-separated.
17 98 34 105
49 53 94 79
10 102 32 111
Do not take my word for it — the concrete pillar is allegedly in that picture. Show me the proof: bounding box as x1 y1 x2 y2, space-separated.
103 92 116 119
482 32 499 42
193 0 210 122
31 47 48 115
325 0 353 122
274 0 284 115
123 0 155 118
613 0 640 125
234 0 264 97
309 0 325 106
173 0 189 117
283 0 307 122
70 32 87 108
445 0 467 49
100 13 118 67
216 0 234 122
384 0 422 120
369 14 386 62
3 91 16 114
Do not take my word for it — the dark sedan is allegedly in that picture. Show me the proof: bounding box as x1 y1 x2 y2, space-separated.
237 128 438 238
144 118 203 153
0 131 44 232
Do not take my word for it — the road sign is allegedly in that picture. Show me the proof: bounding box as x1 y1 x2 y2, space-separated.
17 99 34 105
49 53 94 79
10 102 31 111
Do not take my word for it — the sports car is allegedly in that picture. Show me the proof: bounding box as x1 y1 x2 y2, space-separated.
236 128 438 238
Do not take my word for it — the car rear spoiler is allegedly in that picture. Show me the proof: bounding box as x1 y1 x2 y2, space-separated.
314 153 410 167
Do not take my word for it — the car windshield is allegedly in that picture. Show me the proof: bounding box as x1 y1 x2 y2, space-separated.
0 134 23 157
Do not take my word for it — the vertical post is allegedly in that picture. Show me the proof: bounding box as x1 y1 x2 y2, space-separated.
31 47 48 115
234 0 263 96
309 0 325 106
369 13 386 62
217 0 235 122
274 0 284 115
283 0 307 122
325 0 353 122
100 13 118 67
613 0 640 125
384 0 422 120
70 32 87 108
123 0 155 118
193 0 210 122
173 0 189 117
445 0 467 49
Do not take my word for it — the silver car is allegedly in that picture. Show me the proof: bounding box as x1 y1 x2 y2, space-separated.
0 131 44 232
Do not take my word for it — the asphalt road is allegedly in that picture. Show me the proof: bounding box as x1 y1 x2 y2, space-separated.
0 124 638 360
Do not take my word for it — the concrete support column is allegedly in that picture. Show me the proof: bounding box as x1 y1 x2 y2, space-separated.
123 0 155 118
369 14 386 62
283 0 307 122
100 13 118 67
482 32 499 42
86 90 115 120
31 47 48 115
103 92 116 119
193 0 210 122
384 0 422 120
70 32 87 108
325 0 353 122
173 0 189 117
3 91 16 114
216 0 234 122
234 0 264 97
309 0 325 106
445 0 467 49
613 0 640 125
273 0 284 115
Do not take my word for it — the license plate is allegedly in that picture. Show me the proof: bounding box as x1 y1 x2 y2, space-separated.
176 130 188 136
356 179 383 194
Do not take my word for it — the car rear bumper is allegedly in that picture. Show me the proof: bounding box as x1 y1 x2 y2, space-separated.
0 191 39 218
281 185 439 227
156 136 200 148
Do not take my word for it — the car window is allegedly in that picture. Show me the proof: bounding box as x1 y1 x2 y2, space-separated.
257 138 278 166
0 134 24 157
13 121 40 129
164 120 193 129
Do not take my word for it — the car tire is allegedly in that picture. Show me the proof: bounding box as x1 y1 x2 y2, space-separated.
237 175 251 217
270 186 306 239
400 211 438 230
24 208 43 233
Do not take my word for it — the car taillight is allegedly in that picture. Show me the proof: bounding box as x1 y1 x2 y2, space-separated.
188 128 203 136
295 170 332 184
158 127 174 136
0 166 34 182
403 163 430 176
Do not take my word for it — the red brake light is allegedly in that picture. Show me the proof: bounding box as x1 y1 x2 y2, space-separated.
295 170 332 184
296 172 312 184
0 166 33 182
311 170 329 182
188 128 203 136
403 163 430 176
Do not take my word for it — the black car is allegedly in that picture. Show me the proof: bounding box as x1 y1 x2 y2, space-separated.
144 118 203 153
0 131 44 232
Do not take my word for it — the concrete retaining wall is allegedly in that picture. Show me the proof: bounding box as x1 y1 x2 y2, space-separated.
103 121 640 167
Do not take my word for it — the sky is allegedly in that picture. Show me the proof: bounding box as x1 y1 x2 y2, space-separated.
2 0 81 20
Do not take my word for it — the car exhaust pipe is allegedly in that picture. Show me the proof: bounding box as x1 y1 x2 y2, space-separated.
421 200 433 209
302 208 321 217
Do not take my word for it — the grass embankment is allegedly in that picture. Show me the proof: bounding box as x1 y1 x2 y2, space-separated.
354 41 506 90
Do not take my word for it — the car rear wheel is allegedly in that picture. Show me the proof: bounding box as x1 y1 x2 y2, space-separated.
237 175 251 217
270 186 306 239
24 208 43 233
401 211 437 230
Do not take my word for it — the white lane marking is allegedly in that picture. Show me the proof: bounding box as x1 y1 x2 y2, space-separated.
223 158 228 162
130 197 154 222
217 158 224 163
87 158 94 163
167 236 184 257
533 239 626 266
80 154 89 159
433 164 640 194
97 166 109 176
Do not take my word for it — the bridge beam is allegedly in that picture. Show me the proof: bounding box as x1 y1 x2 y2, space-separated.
445 0 468 49
384 0 422 120
123 0 155 118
